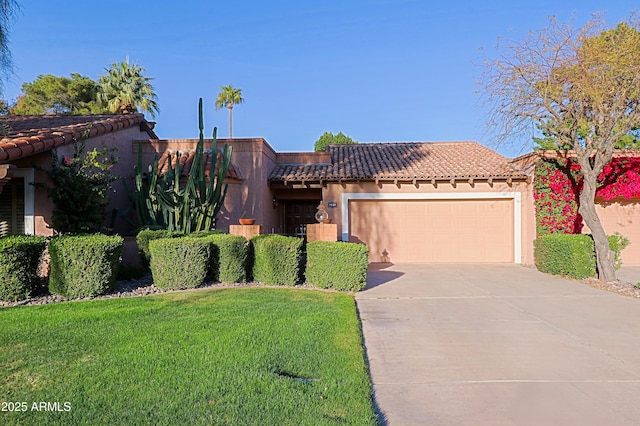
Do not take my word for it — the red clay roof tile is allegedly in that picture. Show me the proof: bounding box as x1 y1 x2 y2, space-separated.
157 149 242 181
270 142 528 182
0 113 150 164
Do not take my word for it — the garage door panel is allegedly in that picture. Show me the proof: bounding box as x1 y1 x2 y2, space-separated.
349 199 513 263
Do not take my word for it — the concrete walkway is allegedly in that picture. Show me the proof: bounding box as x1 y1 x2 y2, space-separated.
356 263 640 425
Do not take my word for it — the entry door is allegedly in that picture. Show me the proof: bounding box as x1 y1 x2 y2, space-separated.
283 201 319 236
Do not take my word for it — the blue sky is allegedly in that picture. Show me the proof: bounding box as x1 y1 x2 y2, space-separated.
4 0 637 157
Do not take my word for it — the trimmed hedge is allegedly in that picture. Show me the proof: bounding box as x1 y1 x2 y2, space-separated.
0 235 47 301
190 233 248 283
534 233 629 279
136 229 183 268
251 235 303 286
49 234 123 298
305 241 369 291
149 237 210 290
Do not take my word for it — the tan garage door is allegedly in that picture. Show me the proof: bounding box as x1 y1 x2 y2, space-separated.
349 199 514 263
592 199 640 265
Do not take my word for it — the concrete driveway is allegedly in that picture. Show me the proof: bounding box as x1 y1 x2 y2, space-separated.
357 263 640 425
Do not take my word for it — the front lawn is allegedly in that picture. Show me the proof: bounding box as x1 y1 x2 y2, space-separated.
0 288 377 425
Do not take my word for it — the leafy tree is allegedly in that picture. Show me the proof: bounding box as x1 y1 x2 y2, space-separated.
215 85 244 139
482 14 640 281
98 59 159 118
37 139 118 234
314 131 358 151
0 0 18 97
9 73 106 115
533 124 640 150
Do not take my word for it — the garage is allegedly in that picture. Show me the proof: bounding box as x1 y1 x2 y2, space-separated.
348 197 515 263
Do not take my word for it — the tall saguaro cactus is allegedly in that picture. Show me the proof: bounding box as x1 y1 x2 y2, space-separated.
127 98 232 233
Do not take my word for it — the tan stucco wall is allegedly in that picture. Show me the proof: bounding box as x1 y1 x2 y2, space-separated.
582 198 640 265
321 180 535 265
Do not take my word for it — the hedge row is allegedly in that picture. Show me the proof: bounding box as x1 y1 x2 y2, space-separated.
0 235 47 301
142 231 370 292
534 233 629 279
0 229 371 301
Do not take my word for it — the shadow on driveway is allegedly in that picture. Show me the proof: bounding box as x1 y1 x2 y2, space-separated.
365 263 404 290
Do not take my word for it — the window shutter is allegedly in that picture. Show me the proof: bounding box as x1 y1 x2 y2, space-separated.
0 177 25 236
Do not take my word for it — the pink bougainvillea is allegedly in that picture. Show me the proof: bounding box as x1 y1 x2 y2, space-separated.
534 156 640 235
595 158 640 200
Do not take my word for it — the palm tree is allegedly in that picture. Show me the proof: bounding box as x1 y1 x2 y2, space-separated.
98 59 159 118
215 85 244 138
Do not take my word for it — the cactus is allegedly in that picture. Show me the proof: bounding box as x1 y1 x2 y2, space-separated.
124 98 232 233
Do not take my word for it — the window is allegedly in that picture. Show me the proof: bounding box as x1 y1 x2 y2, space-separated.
0 177 25 236
0 168 34 236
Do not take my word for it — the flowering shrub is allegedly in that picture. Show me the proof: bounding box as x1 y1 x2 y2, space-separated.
37 140 118 234
534 158 583 235
534 156 640 235
596 158 640 200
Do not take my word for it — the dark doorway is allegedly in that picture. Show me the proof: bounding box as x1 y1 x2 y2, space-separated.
283 200 319 237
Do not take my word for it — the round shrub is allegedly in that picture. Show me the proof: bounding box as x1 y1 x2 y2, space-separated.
49 234 123 299
149 237 210 290
0 235 47 301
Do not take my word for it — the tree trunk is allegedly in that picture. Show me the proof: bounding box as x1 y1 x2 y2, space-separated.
227 103 233 139
578 175 616 281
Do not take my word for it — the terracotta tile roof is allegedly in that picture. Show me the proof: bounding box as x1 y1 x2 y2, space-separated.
269 142 528 182
0 113 152 163
157 149 242 180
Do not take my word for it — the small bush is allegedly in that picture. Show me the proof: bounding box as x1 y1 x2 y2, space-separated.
0 235 47 301
608 232 630 270
149 237 210 290
306 241 369 291
136 229 182 269
190 233 248 283
251 235 303 286
534 233 630 279
49 234 123 298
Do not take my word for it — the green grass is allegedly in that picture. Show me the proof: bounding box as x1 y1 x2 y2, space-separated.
0 288 377 425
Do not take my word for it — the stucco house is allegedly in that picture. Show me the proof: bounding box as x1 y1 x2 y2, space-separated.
1 115 638 266
139 138 535 264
